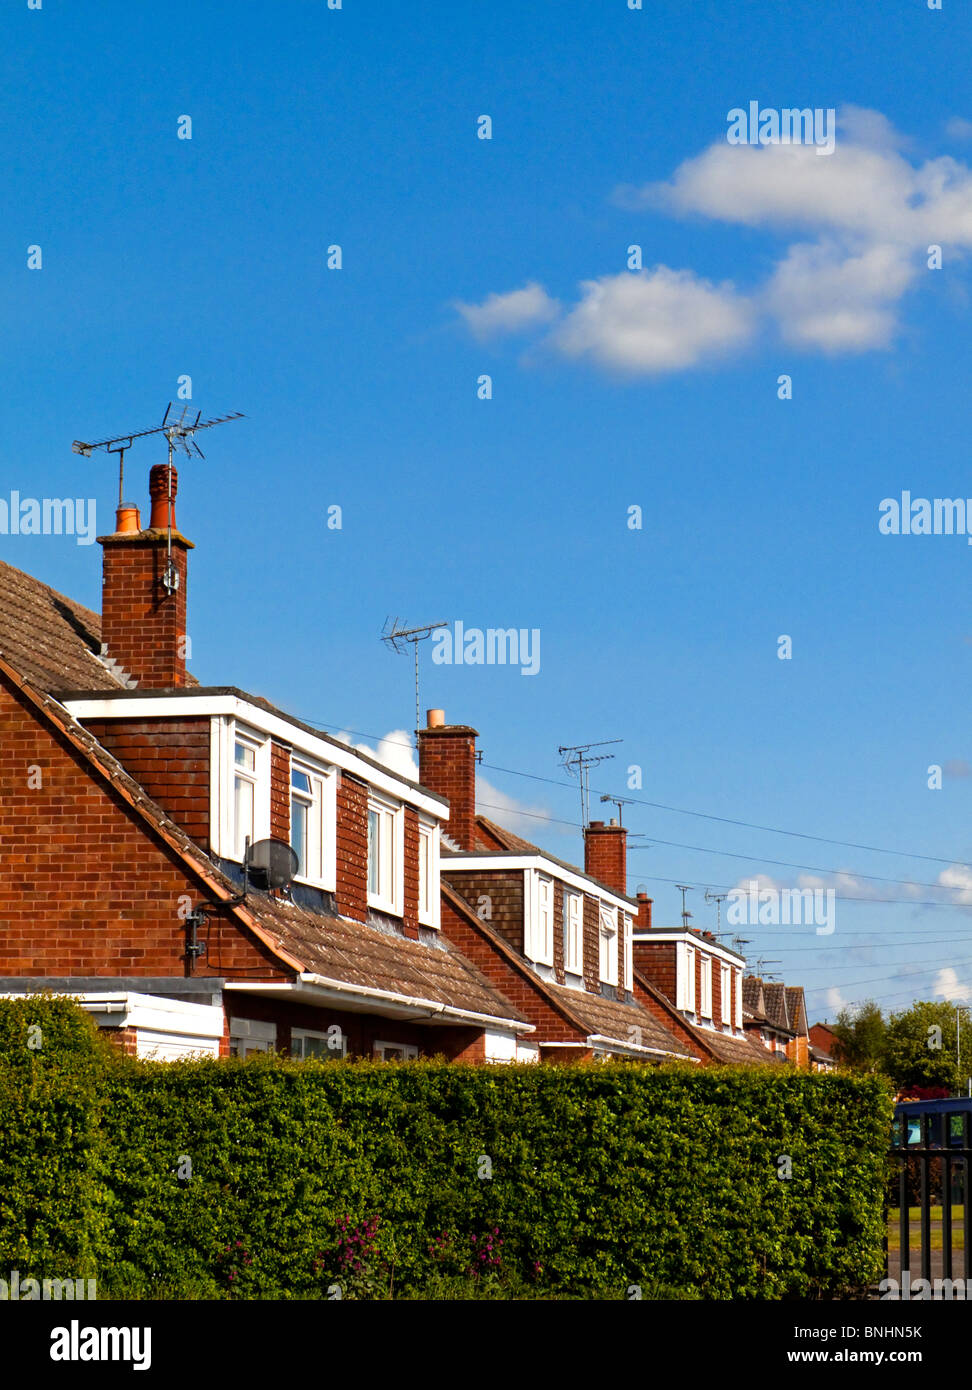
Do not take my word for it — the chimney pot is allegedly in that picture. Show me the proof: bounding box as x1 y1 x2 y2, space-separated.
427 708 445 729
114 503 141 535
148 463 178 531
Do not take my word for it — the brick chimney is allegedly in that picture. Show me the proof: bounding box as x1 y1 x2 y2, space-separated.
416 709 478 851
635 889 653 931
583 819 627 896
97 464 193 689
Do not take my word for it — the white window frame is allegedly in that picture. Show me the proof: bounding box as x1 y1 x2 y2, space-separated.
598 902 619 986
367 792 404 916
374 1040 418 1061
677 942 697 1013
212 719 271 863
564 891 584 977
734 969 743 1031
291 1026 346 1059
417 818 440 929
700 954 713 1019
526 871 555 966
622 913 633 992
290 756 337 890
721 964 731 1025
229 1017 276 1057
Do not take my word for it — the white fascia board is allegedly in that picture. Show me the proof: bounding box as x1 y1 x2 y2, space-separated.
585 1033 698 1061
445 854 635 914
224 975 535 1035
65 694 447 819
632 930 746 967
12 990 225 1039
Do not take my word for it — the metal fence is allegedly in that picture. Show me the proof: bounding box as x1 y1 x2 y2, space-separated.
887 1111 972 1289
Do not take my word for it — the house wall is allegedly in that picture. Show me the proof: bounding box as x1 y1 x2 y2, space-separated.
270 740 291 843
633 938 677 1000
223 992 484 1062
84 716 211 850
440 893 582 1045
441 869 525 955
0 673 283 981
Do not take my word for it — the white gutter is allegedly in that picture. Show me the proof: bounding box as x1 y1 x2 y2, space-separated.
224 974 535 1034
539 1036 697 1061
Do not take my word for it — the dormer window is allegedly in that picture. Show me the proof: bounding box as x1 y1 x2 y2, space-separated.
564 891 584 976
290 760 335 888
417 818 440 928
367 792 403 915
525 871 554 966
622 913 633 992
677 943 697 1013
700 955 713 1019
230 731 268 860
598 903 618 986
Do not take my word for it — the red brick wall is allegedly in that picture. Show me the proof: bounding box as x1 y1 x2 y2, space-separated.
224 992 483 1061
270 741 291 843
417 724 477 851
335 772 367 922
440 894 582 1045
83 717 211 849
0 671 284 981
583 822 627 896
99 534 190 689
441 869 524 954
631 978 708 1061
403 807 420 939
632 938 677 1001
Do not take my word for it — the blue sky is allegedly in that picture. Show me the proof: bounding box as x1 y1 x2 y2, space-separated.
4 0 972 1022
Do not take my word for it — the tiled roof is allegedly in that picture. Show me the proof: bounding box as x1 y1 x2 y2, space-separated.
544 982 690 1057
0 557 199 693
633 970 778 1067
785 986 808 1036
242 894 529 1023
0 655 524 1027
762 982 790 1029
0 558 121 693
742 975 764 1013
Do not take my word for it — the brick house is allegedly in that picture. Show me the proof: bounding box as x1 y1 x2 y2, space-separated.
741 976 828 1068
416 711 695 1064
0 464 534 1061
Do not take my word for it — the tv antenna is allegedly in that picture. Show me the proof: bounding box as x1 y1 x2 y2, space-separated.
73 402 244 596
756 957 782 980
558 739 621 825
599 793 637 827
704 888 729 935
381 618 449 732
675 883 694 930
731 935 751 958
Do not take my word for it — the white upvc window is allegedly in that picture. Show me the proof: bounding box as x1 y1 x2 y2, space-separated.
622 913 633 992
290 759 336 888
291 1026 346 1059
229 727 270 862
374 1040 418 1061
700 955 713 1019
417 818 440 928
677 942 697 1013
367 792 404 915
526 871 554 966
598 903 619 986
229 1017 276 1057
734 969 743 1031
564 891 584 976
721 964 731 1025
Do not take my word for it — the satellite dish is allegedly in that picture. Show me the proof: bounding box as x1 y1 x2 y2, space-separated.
245 838 298 891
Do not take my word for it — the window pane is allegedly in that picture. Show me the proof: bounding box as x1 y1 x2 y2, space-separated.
291 796 308 875
291 769 311 793
235 741 255 771
234 775 254 855
368 808 380 895
418 830 429 914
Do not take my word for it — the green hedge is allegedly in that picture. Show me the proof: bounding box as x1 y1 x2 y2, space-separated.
0 998 894 1299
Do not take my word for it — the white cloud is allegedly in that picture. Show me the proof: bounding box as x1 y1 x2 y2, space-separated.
946 117 972 142
475 776 552 841
553 267 754 373
938 863 972 906
454 282 559 339
934 966 972 1003
762 239 915 351
826 986 848 1013
456 108 972 375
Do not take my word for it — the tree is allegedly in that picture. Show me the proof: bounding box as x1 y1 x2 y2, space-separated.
884 1001 972 1093
830 1000 886 1073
